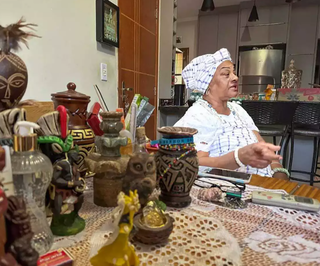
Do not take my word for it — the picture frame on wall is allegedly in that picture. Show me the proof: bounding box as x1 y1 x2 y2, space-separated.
96 0 119 48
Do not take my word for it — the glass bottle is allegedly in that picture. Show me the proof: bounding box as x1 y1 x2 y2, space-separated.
134 127 147 153
11 121 53 255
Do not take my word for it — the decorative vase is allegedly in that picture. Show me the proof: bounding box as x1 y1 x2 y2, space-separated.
0 52 28 112
0 18 40 112
0 19 39 112
155 127 199 208
51 82 95 177
85 111 128 207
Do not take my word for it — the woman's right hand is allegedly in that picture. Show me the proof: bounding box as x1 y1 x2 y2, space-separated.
238 142 282 169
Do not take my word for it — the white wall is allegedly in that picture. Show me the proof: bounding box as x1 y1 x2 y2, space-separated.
176 19 198 60
0 0 118 110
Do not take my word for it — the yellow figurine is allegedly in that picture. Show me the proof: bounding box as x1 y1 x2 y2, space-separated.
90 190 141 266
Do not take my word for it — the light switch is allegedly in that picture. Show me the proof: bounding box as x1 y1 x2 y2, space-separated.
100 63 107 81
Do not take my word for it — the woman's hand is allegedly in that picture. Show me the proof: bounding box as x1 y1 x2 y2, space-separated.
238 142 282 169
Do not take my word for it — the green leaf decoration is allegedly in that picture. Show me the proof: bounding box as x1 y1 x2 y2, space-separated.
155 200 167 212
38 135 74 152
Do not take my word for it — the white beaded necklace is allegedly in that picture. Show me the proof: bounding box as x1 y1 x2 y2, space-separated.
197 99 245 125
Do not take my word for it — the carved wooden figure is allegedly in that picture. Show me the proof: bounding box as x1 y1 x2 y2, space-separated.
37 106 86 236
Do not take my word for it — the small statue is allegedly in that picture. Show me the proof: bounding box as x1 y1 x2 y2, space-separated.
141 201 167 228
0 185 39 266
36 106 86 236
48 150 86 236
122 153 157 206
281 60 302 89
90 191 140 266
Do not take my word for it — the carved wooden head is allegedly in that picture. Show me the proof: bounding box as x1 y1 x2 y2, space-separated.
0 52 28 111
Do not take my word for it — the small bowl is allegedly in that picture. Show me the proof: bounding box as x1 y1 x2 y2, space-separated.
146 143 159 153
157 126 198 136
133 213 174 245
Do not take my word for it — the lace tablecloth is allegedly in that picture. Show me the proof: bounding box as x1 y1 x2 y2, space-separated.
52 178 320 266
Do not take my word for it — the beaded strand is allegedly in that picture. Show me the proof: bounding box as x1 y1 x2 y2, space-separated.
158 144 196 179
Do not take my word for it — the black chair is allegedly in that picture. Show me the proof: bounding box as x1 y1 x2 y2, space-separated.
241 101 299 156
286 102 320 185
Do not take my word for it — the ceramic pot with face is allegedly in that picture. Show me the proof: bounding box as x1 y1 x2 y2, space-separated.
51 82 95 176
0 51 28 111
155 127 199 208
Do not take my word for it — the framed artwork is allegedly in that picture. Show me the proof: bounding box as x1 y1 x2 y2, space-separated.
96 0 119 48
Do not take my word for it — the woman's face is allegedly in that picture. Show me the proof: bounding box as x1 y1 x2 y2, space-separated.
207 60 238 100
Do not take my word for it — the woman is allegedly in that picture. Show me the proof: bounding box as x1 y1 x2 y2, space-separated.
175 48 288 179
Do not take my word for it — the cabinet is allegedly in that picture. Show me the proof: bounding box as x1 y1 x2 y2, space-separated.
239 4 289 46
198 15 219 55
287 4 318 55
217 13 238 60
286 3 319 88
198 11 238 60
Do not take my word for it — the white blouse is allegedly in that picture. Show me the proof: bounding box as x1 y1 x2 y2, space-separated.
174 99 273 177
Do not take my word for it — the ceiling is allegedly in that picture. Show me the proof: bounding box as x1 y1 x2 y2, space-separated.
177 0 252 19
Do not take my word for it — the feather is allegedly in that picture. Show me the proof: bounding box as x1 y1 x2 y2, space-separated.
0 17 40 53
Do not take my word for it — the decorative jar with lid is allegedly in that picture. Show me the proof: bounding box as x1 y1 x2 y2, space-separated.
51 82 95 177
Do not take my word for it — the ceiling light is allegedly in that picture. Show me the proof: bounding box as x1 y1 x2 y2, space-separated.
201 0 215 12
248 0 259 22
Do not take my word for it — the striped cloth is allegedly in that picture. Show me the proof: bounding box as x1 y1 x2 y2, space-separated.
182 48 232 94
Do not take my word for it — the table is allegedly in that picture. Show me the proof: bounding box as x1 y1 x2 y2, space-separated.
53 176 320 266
249 175 320 200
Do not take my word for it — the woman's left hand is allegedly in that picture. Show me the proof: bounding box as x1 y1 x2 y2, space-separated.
273 172 289 180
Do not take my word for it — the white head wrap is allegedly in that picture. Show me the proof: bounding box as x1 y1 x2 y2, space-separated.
182 48 232 94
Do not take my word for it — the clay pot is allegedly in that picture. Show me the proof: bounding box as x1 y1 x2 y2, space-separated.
133 213 174 245
51 82 95 176
0 52 28 111
155 126 199 208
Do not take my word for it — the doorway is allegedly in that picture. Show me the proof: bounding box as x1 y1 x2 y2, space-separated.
118 0 159 140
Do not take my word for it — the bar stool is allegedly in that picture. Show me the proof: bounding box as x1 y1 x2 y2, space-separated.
241 101 299 156
286 102 320 185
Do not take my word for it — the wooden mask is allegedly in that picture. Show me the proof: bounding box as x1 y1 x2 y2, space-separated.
0 18 39 112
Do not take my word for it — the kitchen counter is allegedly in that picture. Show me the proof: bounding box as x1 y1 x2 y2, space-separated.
159 105 189 114
159 105 189 127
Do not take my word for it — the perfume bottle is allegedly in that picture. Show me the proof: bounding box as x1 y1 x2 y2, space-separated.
11 121 53 255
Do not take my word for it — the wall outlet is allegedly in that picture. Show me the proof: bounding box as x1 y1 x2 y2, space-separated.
100 63 107 81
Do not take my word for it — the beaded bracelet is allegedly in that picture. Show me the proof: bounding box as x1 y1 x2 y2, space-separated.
272 168 290 177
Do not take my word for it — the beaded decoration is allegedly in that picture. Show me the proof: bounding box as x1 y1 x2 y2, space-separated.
158 143 196 179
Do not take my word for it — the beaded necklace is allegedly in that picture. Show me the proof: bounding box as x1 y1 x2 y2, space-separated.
198 99 246 126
